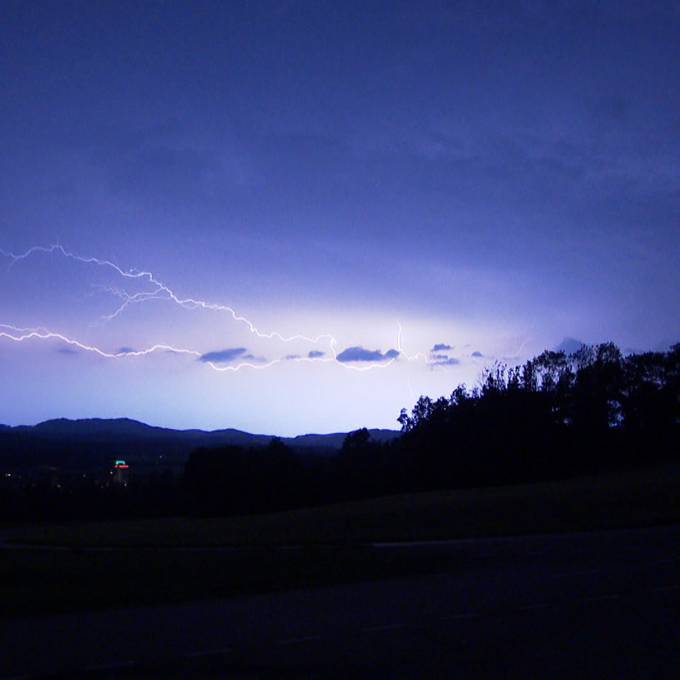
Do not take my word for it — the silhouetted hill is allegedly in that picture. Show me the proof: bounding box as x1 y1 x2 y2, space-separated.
0 418 400 472
30 418 163 437
16 418 398 447
554 337 586 354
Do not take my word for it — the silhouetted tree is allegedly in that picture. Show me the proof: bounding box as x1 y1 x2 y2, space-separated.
392 342 678 491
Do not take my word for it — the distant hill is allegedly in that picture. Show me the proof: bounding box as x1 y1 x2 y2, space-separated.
30 418 170 437
554 337 586 354
0 418 401 472
17 417 399 448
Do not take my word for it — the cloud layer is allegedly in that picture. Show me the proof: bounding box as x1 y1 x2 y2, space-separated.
430 356 460 367
432 343 453 352
199 347 247 363
336 346 400 363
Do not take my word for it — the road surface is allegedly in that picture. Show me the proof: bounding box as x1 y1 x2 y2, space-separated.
2 525 680 678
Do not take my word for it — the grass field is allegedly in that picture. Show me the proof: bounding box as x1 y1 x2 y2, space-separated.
2 462 679 618
7 461 680 548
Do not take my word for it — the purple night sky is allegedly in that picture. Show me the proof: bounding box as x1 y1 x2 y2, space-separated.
1 1 679 434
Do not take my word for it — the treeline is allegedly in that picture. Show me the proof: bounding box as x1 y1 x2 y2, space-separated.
393 342 680 490
3 342 678 521
185 342 680 515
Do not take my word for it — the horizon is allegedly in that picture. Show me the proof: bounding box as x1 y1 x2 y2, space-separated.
1 414 400 438
2 1 679 434
3 336 676 436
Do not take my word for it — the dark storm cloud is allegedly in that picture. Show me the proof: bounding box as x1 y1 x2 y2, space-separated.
109 143 224 202
432 343 453 352
0 0 679 437
117 347 136 354
75 118 229 206
57 347 79 355
308 350 325 358
471 351 483 357
285 354 301 360
336 347 400 363
199 348 247 363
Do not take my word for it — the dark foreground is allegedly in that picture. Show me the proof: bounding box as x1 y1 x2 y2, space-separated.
3 525 680 679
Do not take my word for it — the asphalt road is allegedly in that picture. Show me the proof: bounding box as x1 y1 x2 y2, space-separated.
3 525 680 678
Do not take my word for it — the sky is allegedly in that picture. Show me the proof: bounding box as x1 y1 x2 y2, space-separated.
1 0 679 434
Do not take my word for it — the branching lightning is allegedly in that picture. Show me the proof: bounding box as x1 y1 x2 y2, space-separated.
1 244 336 346
0 244 427 373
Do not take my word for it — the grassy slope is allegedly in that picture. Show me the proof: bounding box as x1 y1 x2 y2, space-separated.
3 462 679 618
8 462 680 548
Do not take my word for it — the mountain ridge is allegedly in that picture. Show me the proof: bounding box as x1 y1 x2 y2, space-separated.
0 417 401 473
2 417 400 449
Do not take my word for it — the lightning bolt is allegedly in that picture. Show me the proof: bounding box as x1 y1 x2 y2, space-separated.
1 243 426 373
0 323 201 360
0 322 412 373
1 244 336 348
397 321 427 363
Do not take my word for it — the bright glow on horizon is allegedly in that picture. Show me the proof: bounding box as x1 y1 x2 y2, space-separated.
1 3 677 432
0 241 529 432
0 244 434 372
